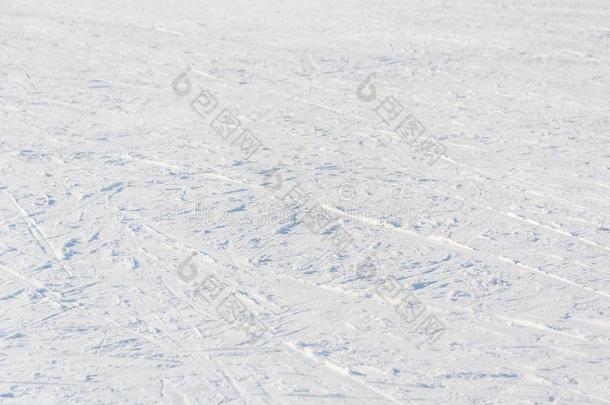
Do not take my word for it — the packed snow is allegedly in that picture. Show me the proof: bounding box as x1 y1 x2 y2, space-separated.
1 0 609 403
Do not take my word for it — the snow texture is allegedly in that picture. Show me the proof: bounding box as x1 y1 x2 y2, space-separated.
1 0 609 403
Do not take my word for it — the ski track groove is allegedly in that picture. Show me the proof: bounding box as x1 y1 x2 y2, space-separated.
2 0 609 402
322 203 610 301
130 197 607 350
3 189 73 278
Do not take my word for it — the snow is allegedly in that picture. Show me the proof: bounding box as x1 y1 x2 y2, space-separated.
1 0 609 403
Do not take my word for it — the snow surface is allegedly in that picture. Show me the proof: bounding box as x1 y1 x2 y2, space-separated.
1 0 610 403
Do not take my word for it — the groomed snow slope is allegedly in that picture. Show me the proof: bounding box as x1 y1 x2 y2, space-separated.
1 0 609 403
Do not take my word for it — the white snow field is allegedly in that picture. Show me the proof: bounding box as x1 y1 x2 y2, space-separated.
1 0 610 403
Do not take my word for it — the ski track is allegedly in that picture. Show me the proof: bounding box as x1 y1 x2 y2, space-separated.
1 0 610 403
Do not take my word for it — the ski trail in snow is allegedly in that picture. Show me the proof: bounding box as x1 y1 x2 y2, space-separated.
3 189 73 278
